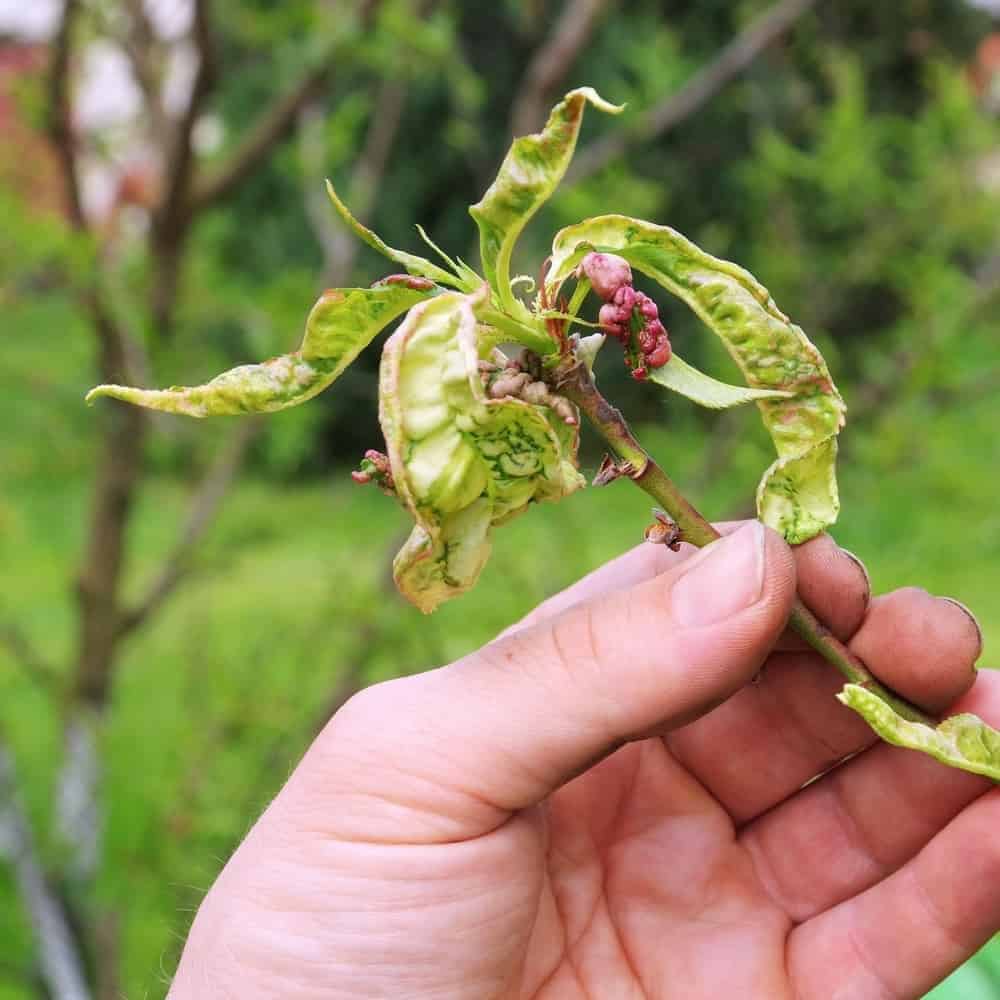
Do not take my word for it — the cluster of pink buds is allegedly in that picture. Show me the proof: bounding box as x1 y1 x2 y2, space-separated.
580 252 671 380
351 449 396 496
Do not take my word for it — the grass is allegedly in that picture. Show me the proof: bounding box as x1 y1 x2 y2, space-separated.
1 388 998 997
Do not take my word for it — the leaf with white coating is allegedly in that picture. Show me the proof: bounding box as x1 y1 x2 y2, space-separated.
838 685 1000 781
648 353 792 409
380 290 584 612
469 88 622 320
87 283 432 417
547 215 846 544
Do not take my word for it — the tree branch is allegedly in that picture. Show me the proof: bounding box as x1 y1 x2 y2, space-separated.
300 76 408 284
190 59 333 213
0 624 59 693
156 0 215 235
0 738 92 1000
48 0 84 229
121 0 170 142
189 0 387 215
555 356 935 725
510 0 614 136
150 0 216 338
118 417 264 637
567 0 822 184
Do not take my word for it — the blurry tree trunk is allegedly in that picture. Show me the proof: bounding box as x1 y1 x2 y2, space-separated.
16 0 383 993
0 739 90 1000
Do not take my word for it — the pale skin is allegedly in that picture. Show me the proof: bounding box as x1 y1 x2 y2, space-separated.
170 522 997 999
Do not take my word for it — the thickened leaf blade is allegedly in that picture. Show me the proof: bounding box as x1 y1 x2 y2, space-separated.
325 181 466 289
301 282 434 365
648 353 793 409
548 215 846 543
839 685 1000 781
380 290 583 612
469 88 622 319
85 355 338 416
87 283 432 417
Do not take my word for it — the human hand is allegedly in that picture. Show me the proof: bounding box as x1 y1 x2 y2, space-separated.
169 522 995 998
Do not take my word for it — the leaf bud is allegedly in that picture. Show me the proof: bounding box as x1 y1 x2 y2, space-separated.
580 252 633 301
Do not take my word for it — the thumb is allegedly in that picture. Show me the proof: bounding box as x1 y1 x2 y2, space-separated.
283 522 796 842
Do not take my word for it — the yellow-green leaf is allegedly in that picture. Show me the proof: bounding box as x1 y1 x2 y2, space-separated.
469 88 622 320
648 353 793 409
839 684 1000 781
380 290 584 612
548 215 846 544
86 283 431 417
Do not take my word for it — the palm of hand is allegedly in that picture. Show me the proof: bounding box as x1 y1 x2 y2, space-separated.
175 531 996 1000
457 739 793 998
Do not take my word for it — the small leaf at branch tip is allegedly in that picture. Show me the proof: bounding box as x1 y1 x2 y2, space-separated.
838 684 1000 781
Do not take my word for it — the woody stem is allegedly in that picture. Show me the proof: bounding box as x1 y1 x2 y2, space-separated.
556 359 935 726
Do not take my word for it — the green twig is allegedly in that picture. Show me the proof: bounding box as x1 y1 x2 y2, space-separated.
556 359 935 727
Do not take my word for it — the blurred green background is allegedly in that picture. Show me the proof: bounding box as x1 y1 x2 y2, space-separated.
2 0 999 996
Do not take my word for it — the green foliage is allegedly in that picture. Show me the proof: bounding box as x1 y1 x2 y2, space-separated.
4 0 1000 994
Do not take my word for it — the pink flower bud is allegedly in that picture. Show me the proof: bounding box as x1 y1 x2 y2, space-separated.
645 318 665 339
646 338 672 368
612 285 636 310
639 329 657 354
599 303 627 338
631 365 648 381
639 296 658 320
581 252 633 301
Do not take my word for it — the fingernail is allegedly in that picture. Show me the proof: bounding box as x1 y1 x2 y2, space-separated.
838 546 871 606
940 597 984 664
672 522 766 627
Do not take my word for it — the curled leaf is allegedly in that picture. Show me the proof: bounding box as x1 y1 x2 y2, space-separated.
470 88 622 320
87 283 432 416
380 290 584 612
547 216 846 543
838 684 1000 782
326 181 468 289
648 353 792 409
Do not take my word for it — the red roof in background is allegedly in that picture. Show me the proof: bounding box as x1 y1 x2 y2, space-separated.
0 42 66 217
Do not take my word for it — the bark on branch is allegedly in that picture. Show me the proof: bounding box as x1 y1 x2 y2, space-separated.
119 417 264 636
0 739 92 1000
510 0 614 136
189 61 333 213
48 0 84 228
567 0 822 184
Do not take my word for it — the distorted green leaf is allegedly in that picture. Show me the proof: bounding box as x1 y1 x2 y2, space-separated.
326 181 469 289
839 685 1000 782
87 283 432 416
547 216 846 543
469 87 622 320
648 353 793 409
380 290 584 612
